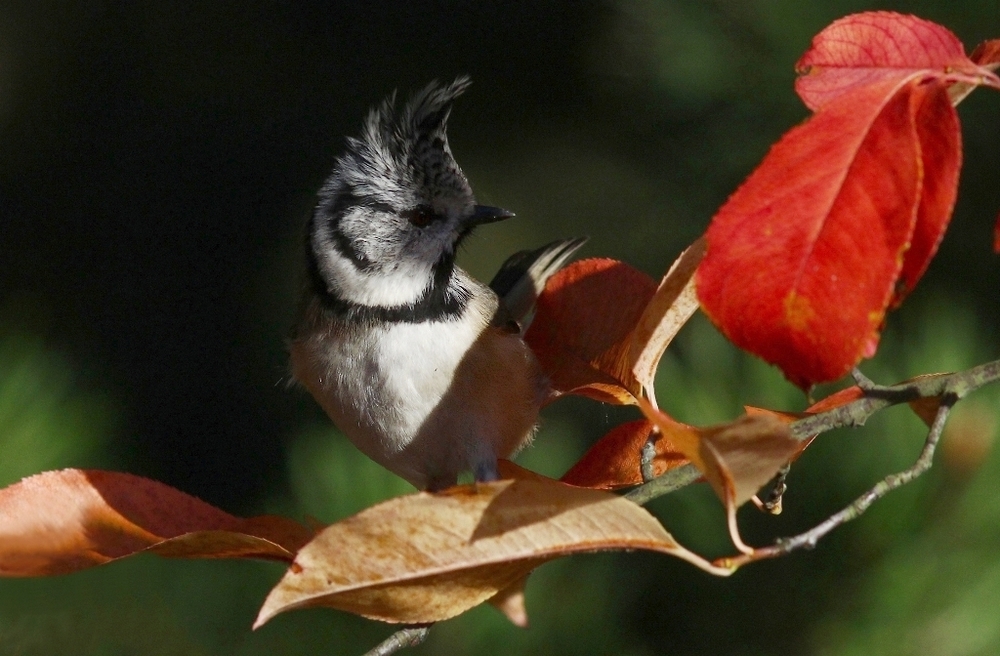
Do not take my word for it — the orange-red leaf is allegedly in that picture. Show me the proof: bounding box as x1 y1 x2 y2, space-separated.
524 241 704 406
524 258 657 404
559 419 690 489
0 469 312 576
697 78 945 388
795 12 1000 111
971 39 1000 68
255 472 731 627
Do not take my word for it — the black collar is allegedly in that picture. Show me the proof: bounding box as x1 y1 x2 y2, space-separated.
305 241 469 324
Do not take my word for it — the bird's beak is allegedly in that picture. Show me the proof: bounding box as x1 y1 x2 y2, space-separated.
467 205 516 226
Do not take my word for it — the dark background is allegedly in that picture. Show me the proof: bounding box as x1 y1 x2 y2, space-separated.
1 1 999 654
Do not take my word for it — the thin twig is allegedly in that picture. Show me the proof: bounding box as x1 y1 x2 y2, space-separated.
362 626 432 656
721 394 956 568
625 358 1000 507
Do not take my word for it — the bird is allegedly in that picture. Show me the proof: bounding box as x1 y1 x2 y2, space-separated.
290 77 584 491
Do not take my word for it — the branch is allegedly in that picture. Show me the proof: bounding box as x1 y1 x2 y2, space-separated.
625 358 1000 507
362 626 431 656
625 463 702 505
722 394 955 568
790 359 1000 441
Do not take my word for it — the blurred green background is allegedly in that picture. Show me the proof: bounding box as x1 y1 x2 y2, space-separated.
1 1 999 654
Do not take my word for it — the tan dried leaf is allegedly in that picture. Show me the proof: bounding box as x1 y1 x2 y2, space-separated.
255 471 730 627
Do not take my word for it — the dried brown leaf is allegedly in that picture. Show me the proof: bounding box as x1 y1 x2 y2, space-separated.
255 472 730 627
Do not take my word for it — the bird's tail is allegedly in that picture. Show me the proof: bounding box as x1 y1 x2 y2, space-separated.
489 237 588 329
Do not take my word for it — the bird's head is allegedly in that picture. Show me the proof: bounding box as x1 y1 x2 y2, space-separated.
308 77 512 312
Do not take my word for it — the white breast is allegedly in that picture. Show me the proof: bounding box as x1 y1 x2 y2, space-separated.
290 300 490 468
369 314 486 445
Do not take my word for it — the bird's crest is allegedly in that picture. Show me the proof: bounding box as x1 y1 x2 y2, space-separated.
335 77 473 205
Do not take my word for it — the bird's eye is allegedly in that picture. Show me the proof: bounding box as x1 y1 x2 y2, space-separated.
403 205 435 228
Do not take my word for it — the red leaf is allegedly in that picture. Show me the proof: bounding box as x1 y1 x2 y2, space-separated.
892 81 961 305
795 12 1000 110
524 258 657 404
559 419 690 489
0 469 312 576
971 39 1000 68
994 210 1000 254
698 78 937 388
523 241 704 406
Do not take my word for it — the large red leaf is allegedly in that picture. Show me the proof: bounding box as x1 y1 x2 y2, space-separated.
0 469 312 576
698 77 939 388
892 81 961 305
795 12 1000 110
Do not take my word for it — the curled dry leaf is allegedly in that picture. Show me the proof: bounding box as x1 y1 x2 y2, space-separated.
627 236 705 404
255 468 731 628
0 469 312 577
638 403 800 510
560 419 690 490
795 11 1000 110
639 401 799 552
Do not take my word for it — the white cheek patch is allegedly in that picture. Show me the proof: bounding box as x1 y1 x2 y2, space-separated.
323 246 433 307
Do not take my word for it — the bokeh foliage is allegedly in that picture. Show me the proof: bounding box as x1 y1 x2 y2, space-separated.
1 1 998 654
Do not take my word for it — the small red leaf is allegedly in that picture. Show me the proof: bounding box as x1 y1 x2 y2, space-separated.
0 469 312 576
698 78 930 388
559 419 690 489
970 39 1000 68
795 12 998 110
524 258 657 404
